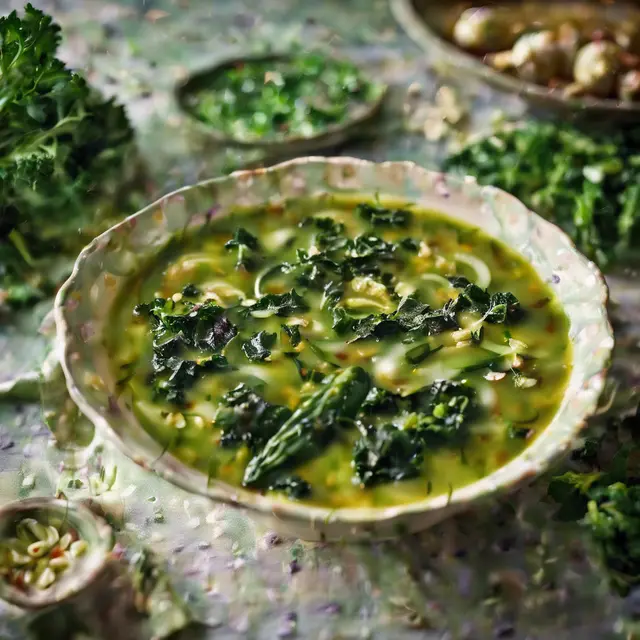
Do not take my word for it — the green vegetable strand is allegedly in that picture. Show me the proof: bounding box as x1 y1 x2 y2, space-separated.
243 366 371 487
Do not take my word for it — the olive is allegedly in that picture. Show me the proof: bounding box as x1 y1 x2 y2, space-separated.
452 7 519 53
511 31 563 84
573 41 622 97
619 69 640 101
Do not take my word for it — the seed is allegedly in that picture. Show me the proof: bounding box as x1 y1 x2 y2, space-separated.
58 533 72 551
49 555 70 571
9 549 31 566
70 540 88 557
35 567 56 590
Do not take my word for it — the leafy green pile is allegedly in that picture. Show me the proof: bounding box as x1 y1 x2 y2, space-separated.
0 4 140 307
445 122 640 267
185 52 383 141
548 407 640 595
134 298 235 404
353 380 477 487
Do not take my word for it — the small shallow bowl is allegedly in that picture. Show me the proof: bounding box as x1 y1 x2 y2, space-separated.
391 0 640 120
0 497 113 610
175 53 388 155
54 157 613 541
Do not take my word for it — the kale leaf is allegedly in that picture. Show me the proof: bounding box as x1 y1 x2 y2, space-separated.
242 330 277 362
134 298 237 352
450 281 522 324
242 289 309 317
356 203 412 227
155 355 230 405
135 298 237 405
360 386 408 415
268 475 312 500
225 227 260 270
282 324 301 348
353 424 424 487
216 384 292 453
408 380 477 444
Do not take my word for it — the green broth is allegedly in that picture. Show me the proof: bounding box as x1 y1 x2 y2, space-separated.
109 195 572 508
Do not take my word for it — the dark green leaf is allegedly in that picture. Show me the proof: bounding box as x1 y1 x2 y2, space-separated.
242 331 277 362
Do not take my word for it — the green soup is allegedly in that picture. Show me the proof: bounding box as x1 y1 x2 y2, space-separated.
109 196 572 508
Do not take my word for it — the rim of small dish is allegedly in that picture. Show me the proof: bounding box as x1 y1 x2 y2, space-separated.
391 0 640 118
0 497 113 610
174 52 388 153
54 157 613 535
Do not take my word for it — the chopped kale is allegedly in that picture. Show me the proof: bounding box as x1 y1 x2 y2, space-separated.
134 298 237 352
312 217 349 251
360 387 407 415
181 283 200 297
135 297 237 405
216 384 292 453
242 330 277 362
242 289 309 317
356 203 412 227
282 324 301 348
408 380 477 444
484 292 522 324
225 227 260 270
353 424 424 487
450 281 522 324
154 355 231 405
268 475 312 500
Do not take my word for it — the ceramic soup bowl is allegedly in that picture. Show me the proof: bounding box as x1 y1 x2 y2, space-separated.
54 157 613 541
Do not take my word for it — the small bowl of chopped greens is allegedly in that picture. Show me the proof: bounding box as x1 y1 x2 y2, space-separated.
55 157 612 541
175 52 387 154
0 497 113 609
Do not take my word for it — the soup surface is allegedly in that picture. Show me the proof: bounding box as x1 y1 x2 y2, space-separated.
109 195 572 508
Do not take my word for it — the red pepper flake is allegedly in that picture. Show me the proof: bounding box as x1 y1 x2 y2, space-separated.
545 318 556 333
495 450 510 466
50 546 64 559
335 352 348 361
12 572 26 591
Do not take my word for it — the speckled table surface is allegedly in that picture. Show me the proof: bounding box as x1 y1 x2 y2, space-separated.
1 1 640 638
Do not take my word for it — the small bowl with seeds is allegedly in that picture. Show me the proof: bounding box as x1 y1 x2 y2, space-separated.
0 497 113 609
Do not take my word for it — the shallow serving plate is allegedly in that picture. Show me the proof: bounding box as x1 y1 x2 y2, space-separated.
391 0 640 120
175 53 388 156
54 157 613 541
0 497 113 610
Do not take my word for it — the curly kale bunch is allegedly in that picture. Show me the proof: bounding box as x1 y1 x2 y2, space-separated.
0 4 140 307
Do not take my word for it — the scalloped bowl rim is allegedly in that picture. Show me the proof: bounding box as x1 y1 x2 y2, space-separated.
54 157 613 533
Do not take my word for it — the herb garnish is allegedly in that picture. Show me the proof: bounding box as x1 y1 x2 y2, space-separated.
186 53 382 141
242 289 309 318
445 122 640 266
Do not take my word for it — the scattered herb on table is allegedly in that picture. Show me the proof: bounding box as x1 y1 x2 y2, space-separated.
184 53 383 141
548 407 640 595
0 4 142 307
445 121 640 266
